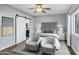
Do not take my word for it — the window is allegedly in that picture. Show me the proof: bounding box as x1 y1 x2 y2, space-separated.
75 14 79 34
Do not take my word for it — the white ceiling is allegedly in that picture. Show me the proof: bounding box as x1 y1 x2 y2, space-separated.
9 4 72 16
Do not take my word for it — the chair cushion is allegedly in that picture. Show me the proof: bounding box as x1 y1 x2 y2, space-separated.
26 42 37 46
42 44 55 49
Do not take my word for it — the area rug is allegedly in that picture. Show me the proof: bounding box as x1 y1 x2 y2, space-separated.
12 41 70 55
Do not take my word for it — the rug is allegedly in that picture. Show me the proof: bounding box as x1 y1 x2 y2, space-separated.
12 41 70 55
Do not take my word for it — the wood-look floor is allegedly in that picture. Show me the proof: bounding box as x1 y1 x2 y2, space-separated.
0 44 22 55
0 41 76 55
64 40 76 55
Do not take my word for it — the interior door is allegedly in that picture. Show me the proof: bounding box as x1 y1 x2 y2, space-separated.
16 17 26 44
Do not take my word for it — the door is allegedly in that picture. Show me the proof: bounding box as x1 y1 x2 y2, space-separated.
16 17 26 44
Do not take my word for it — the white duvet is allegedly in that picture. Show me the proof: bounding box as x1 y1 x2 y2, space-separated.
54 38 60 49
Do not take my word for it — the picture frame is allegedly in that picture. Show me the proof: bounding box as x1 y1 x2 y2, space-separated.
2 16 14 36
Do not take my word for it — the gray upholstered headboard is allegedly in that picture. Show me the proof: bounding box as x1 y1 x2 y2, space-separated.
41 22 57 33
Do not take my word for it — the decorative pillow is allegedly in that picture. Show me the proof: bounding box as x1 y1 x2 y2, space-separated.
43 30 47 33
32 39 38 42
51 28 54 33
49 30 51 33
43 30 49 33
32 35 39 42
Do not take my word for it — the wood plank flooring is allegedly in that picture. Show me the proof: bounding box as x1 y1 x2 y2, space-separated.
0 41 76 55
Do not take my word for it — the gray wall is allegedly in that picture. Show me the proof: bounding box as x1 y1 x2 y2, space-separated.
33 14 67 34
0 5 33 50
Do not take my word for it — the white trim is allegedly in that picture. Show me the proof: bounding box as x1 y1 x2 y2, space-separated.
74 33 79 37
0 43 15 51
67 15 71 46
0 40 25 51
16 40 26 44
71 45 77 54
72 33 79 37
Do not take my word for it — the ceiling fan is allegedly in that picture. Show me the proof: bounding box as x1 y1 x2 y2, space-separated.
28 4 51 13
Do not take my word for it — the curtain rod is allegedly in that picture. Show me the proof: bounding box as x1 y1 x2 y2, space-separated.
16 14 31 20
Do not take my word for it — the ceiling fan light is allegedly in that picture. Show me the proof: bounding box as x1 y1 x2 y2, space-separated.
36 8 42 12
37 5 41 8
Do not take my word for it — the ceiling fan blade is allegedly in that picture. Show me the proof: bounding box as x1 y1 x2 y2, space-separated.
28 8 35 9
34 10 37 13
43 8 51 10
42 10 46 13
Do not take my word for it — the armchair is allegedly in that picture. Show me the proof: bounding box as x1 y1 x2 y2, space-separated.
41 37 56 55
26 35 40 51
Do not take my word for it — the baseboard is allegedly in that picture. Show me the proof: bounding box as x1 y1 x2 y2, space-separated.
16 40 26 44
0 40 26 51
0 43 15 51
71 45 77 54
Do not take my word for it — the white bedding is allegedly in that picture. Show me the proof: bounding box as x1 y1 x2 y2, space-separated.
37 33 58 37
54 38 60 49
38 33 60 49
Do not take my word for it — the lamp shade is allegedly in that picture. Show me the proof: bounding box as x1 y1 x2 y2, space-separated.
37 24 41 33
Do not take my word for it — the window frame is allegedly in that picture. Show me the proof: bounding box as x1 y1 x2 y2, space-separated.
74 13 79 36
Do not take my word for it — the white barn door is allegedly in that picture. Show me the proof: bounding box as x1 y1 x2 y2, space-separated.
16 17 26 44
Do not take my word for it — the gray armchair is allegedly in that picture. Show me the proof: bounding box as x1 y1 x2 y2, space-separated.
26 35 40 51
41 37 56 55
